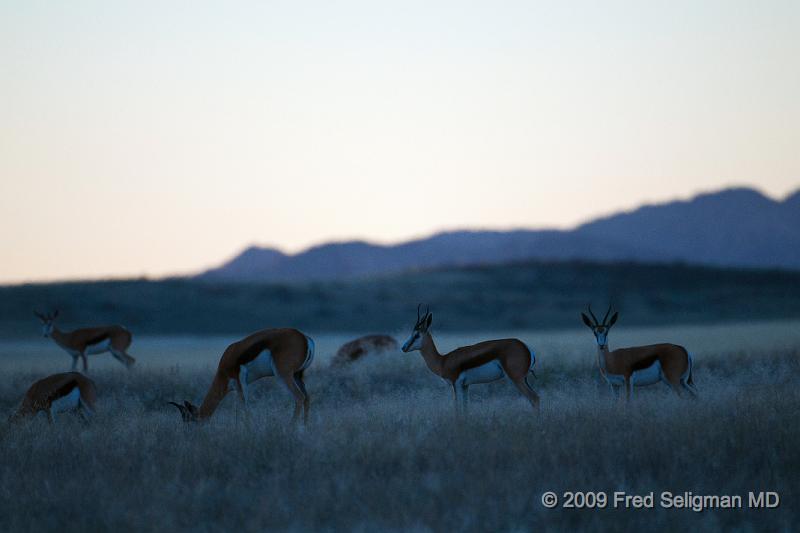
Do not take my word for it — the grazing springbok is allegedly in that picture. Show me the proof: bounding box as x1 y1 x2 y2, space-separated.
581 305 697 400
401 305 539 412
331 334 398 366
35 311 135 372
9 372 97 424
170 328 315 425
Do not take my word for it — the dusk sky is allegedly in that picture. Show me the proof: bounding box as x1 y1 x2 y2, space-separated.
1 1 798 283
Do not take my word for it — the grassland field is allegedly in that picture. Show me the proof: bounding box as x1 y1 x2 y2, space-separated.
0 321 798 531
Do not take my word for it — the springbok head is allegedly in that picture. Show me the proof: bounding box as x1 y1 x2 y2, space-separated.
168 400 200 422
581 305 618 348
401 304 432 353
34 310 59 337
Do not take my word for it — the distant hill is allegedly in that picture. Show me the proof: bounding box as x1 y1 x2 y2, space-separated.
198 187 800 282
4 260 800 337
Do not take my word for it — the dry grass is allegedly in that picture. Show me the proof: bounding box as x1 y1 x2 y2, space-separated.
0 326 798 532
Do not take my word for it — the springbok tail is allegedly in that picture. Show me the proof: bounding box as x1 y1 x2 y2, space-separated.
301 335 316 371
525 343 537 378
684 352 698 397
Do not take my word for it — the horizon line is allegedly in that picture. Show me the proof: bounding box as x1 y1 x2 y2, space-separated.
3 182 797 286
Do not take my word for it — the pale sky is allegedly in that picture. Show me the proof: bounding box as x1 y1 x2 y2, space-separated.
1 1 798 283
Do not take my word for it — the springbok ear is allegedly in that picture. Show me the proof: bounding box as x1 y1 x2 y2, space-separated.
53 310 59 319
33 311 44 320
581 313 593 328
608 312 619 327
425 314 432 329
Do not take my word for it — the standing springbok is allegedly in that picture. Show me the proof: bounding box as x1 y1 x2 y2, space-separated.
169 328 314 425
35 311 135 372
9 372 97 424
401 305 539 412
581 305 697 400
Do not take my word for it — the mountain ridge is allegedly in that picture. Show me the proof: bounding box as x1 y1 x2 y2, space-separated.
197 186 800 282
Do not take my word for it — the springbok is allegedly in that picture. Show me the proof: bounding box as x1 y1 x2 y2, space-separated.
9 372 97 424
401 305 539 412
581 305 697 400
331 334 398 366
35 311 135 372
170 328 314 424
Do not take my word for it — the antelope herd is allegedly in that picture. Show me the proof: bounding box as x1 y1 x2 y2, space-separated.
8 305 697 425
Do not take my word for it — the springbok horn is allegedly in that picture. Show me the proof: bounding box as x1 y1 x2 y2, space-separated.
184 401 201 416
168 401 184 412
416 303 422 325
588 305 599 325
602 305 612 326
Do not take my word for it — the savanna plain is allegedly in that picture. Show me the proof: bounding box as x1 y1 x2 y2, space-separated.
1 321 798 532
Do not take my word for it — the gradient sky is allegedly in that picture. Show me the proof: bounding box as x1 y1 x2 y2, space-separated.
1 1 798 283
